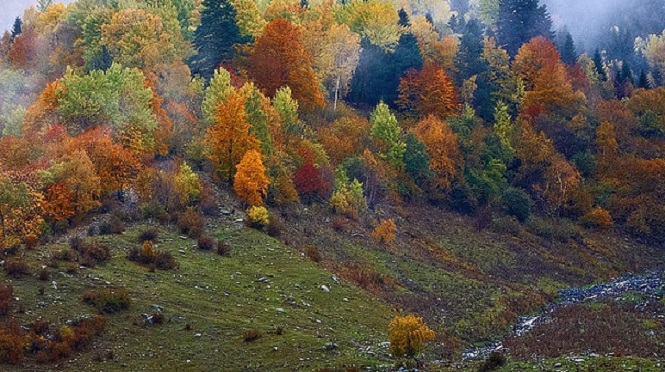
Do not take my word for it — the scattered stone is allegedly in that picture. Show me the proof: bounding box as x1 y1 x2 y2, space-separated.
320 285 330 292
276 308 285 313
331 275 340 284
257 277 270 283
323 342 338 351
51 281 57 290
179 236 187 240
554 363 562 368
194 333 202 337
272 347 278 351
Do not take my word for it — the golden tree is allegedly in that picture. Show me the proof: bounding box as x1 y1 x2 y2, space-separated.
206 93 259 182
388 314 436 359
233 149 270 206
412 115 462 193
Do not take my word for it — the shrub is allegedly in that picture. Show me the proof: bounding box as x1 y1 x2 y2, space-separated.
332 217 347 232
138 228 159 243
109 217 126 234
0 285 13 316
128 241 178 270
501 187 533 223
82 288 131 314
479 352 507 372
177 208 203 238
76 242 111 267
199 184 219 216
304 245 321 262
246 206 269 229
267 215 282 238
38 268 50 281
490 216 521 236
23 235 39 250
580 207 613 228
69 236 84 251
4 260 30 278
389 314 436 359
197 236 215 251
243 329 261 342
154 251 177 270
372 219 397 244
216 241 231 256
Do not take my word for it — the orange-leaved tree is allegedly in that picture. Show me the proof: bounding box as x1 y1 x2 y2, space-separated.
513 37 579 116
206 93 259 182
233 149 270 206
397 62 459 120
248 19 325 111
412 115 462 194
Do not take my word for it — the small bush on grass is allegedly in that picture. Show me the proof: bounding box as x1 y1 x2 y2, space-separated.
128 241 178 270
82 288 131 314
243 329 261 342
267 215 282 238
38 268 50 281
246 206 269 229
304 246 321 262
4 260 30 278
216 241 231 256
479 352 507 372
138 228 159 243
177 208 203 238
197 236 215 251
0 285 13 315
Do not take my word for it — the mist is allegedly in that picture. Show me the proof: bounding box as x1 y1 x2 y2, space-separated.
543 0 665 53
1 0 75 33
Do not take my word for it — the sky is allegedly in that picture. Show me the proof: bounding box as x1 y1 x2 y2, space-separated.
1 0 74 33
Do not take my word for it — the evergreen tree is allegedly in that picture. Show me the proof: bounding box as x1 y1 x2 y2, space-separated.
404 132 432 186
10 17 22 40
349 28 423 107
454 19 496 121
454 19 486 84
560 32 577 65
638 70 649 89
189 0 249 80
593 49 607 81
497 0 553 56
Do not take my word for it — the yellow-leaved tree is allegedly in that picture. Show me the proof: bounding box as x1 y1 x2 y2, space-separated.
389 314 436 360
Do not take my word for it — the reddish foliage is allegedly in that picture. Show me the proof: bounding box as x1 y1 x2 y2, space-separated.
292 148 331 201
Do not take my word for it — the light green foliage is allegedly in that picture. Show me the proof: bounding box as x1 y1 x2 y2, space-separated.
1 105 26 137
0 68 29 138
175 162 202 203
370 102 405 169
334 0 403 51
330 168 367 218
202 67 235 127
493 100 513 155
273 86 301 138
57 64 157 151
243 85 273 156
231 0 266 38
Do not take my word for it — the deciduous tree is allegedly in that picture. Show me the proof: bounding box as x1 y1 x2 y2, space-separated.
234 149 270 206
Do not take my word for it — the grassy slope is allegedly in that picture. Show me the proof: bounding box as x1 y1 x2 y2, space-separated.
4 192 665 370
280 201 665 355
6 222 393 371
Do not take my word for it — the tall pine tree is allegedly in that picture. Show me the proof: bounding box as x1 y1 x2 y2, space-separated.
348 10 423 108
497 0 553 56
190 0 249 80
